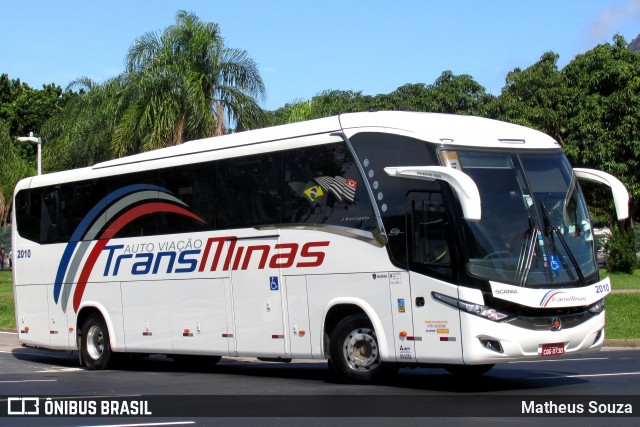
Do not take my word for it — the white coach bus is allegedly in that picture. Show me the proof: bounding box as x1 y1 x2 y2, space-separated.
12 112 629 383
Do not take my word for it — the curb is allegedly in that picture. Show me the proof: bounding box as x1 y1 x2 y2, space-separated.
603 339 640 348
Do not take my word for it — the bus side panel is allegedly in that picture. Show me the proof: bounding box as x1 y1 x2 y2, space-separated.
306 273 395 361
284 275 312 358
408 273 463 364
169 278 230 356
80 281 125 351
121 280 172 353
387 271 415 363
15 284 50 348
46 284 71 349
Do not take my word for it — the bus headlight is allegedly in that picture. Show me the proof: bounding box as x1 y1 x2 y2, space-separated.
588 298 605 315
432 292 513 322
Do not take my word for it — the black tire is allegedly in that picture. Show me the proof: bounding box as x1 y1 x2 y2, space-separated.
444 364 494 376
329 313 397 384
80 313 113 370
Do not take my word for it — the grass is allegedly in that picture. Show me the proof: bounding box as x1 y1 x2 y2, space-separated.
602 270 640 339
0 270 15 330
602 269 640 290
605 293 640 339
0 269 639 339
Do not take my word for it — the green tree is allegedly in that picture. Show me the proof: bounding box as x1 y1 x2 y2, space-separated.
267 71 491 126
41 77 117 170
424 71 494 115
44 10 267 167
606 227 637 273
113 10 266 156
561 35 640 222
488 52 567 144
0 74 71 137
0 122 34 226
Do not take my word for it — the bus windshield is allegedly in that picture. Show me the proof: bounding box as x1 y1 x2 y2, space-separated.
442 150 596 287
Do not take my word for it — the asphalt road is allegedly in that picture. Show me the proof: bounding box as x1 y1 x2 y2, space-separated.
1 331 639 426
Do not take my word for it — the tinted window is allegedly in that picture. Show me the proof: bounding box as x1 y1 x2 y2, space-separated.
41 187 60 243
158 162 216 233
15 141 377 243
59 180 105 241
349 133 439 266
14 189 41 243
217 153 282 228
283 143 376 231
105 171 159 238
408 192 454 281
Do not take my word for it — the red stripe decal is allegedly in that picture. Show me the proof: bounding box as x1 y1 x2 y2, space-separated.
72 202 205 312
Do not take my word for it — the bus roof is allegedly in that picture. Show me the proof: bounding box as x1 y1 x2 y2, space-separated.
18 112 560 190
338 111 560 149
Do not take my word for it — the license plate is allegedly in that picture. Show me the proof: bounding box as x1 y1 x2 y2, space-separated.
541 343 565 356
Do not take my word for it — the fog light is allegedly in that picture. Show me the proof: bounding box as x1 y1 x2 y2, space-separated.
479 338 503 353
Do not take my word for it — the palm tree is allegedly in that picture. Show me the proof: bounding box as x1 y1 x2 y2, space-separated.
42 77 121 170
113 10 266 156
43 11 267 169
0 122 33 226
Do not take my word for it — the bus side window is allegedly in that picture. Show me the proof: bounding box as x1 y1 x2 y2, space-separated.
59 180 106 242
217 153 282 229
158 162 216 234
409 192 454 281
106 171 159 238
41 187 60 243
282 143 376 231
15 189 41 243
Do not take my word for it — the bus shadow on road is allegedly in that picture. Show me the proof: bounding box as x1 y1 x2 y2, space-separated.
10 348 588 393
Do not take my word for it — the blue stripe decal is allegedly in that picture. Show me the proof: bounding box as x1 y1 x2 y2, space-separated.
53 184 166 303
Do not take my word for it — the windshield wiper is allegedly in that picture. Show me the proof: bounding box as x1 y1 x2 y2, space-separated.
515 195 538 287
540 201 586 286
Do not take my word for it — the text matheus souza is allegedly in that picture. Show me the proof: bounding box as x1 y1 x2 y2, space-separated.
522 400 633 415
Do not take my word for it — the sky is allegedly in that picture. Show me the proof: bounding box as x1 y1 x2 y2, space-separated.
1 0 639 111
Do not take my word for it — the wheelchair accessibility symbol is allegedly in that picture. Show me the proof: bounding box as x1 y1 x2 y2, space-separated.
550 255 561 271
269 276 279 291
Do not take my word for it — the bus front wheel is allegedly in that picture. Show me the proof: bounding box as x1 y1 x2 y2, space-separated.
80 313 113 370
329 313 397 383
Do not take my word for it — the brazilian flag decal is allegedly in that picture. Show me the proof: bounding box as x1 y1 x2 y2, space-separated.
303 185 324 202
288 181 327 205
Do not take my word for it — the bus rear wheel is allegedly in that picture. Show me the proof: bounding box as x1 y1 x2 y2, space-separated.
329 314 397 384
80 313 113 370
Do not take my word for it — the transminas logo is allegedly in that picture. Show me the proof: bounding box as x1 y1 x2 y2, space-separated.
54 184 205 313
54 184 331 314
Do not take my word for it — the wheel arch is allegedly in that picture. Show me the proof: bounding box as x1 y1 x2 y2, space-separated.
321 298 391 360
76 302 121 352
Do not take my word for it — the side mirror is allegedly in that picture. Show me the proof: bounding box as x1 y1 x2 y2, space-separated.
384 166 481 221
573 168 629 221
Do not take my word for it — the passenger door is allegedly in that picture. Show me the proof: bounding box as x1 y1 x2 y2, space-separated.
406 191 463 364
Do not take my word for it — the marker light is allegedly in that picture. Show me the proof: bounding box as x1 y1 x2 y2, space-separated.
432 292 513 322
399 331 408 337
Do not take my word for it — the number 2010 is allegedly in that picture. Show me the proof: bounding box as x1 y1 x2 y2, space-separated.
595 283 610 294
17 249 31 259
